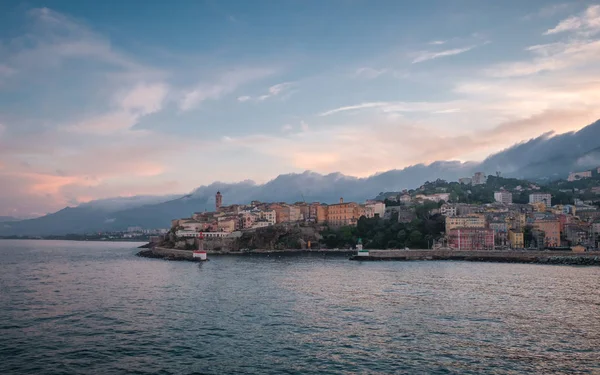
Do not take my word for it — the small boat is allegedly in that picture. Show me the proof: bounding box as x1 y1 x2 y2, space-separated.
193 250 208 261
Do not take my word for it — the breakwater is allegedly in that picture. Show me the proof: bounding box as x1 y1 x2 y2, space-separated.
136 247 354 261
350 249 600 265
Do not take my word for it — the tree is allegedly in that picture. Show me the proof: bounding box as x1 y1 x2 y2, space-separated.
408 230 424 248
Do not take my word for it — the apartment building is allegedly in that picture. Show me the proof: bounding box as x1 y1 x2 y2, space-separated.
494 191 513 205
445 215 486 233
529 193 552 208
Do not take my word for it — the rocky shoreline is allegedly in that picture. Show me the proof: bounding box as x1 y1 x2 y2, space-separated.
350 249 600 266
136 247 600 266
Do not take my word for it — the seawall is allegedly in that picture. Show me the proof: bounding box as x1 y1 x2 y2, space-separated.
350 249 600 266
137 247 354 261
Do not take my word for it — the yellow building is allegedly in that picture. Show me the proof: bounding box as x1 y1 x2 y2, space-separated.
445 215 486 233
327 198 361 226
508 230 524 249
532 202 547 212
506 213 526 231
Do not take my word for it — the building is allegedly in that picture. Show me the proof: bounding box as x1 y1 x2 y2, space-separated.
445 215 486 233
448 228 494 250
494 191 513 205
567 170 592 182
508 230 524 249
533 219 561 247
489 221 508 234
364 201 385 218
327 198 362 226
440 203 457 217
399 194 412 204
217 217 237 233
215 191 223 211
472 172 487 185
316 204 328 223
415 193 450 203
459 177 472 185
529 193 552 208
176 230 203 238
258 210 276 225
564 223 591 246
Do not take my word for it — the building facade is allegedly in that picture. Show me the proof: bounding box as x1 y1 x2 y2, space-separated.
533 219 561 247
472 172 487 185
445 215 486 233
529 193 552 208
567 171 592 182
448 228 494 250
494 191 513 205
508 230 524 249
327 198 361 226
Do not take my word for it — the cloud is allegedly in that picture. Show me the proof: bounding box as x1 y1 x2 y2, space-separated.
428 40 446 45
281 124 293 132
63 83 168 135
544 5 600 36
240 81 295 102
354 67 387 79
523 3 571 21
485 39 600 78
179 68 275 110
319 101 463 116
119 83 168 115
412 45 476 63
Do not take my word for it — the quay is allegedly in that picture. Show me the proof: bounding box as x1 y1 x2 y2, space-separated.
350 249 600 265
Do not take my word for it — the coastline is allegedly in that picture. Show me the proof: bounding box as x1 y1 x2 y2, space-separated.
136 246 600 265
350 249 600 266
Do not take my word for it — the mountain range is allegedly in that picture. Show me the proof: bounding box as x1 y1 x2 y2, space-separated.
2 119 600 236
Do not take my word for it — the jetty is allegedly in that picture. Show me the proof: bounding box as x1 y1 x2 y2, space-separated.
349 249 600 265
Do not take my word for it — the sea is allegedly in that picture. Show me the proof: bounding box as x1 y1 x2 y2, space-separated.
1 240 599 375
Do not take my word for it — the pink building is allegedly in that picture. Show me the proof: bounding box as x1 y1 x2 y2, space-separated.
448 228 495 250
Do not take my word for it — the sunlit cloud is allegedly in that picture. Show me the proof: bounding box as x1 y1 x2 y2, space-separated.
412 45 476 63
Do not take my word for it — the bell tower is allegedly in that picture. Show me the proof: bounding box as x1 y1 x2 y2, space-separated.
215 191 222 211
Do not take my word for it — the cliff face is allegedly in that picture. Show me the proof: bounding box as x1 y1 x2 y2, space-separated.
234 225 322 250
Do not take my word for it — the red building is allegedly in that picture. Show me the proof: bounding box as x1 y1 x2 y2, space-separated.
448 228 495 250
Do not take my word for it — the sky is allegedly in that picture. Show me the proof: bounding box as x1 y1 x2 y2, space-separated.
1 0 600 217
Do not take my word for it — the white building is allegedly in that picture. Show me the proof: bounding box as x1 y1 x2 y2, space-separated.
176 230 202 238
459 177 472 185
415 193 450 203
529 193 552 207
252 220 271 229
440 204 457 217
365 201 385 218
258 210 276 225
203 232 228 238
399 194 412 204
567 170 592 182
494 191 513 205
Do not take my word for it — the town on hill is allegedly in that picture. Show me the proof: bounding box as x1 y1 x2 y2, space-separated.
154 168 600 252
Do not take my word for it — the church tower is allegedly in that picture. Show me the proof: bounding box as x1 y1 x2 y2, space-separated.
215 191 222 211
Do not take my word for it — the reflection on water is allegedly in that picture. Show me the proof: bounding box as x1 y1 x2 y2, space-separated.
1 240 599 374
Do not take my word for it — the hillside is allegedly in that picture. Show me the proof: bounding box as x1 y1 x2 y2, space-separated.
2 119 600 236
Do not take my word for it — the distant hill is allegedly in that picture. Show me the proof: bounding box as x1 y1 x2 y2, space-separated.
0 216 21 223
2 119 600 236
